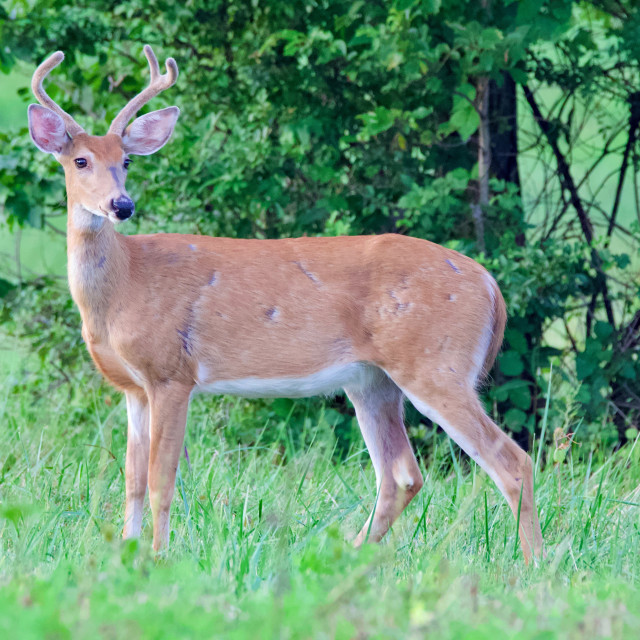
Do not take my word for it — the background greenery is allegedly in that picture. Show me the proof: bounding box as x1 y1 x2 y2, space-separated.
1 0 639 637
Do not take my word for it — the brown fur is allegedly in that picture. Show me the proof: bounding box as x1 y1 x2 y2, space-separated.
73 231 497 389
63 203 541 560
30 47 542 562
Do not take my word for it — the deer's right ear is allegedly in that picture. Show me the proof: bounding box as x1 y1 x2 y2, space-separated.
122 106 180 156
28 104 69 155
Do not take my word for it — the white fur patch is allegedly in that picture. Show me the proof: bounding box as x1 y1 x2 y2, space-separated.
196 362 377 399
392 458 416 490
122 361 146 387
125 392 148 443
468 271 497 386
196 362 210 385
69 204 107 231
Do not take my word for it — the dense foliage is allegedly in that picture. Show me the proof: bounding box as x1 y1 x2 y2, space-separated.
1 0 639 448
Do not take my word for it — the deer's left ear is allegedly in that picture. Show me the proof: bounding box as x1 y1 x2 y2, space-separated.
122 106 180 156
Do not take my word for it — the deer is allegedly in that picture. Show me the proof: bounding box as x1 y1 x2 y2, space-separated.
27 45 543 562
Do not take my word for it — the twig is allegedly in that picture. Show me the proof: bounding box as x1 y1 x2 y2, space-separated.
606 91 640 245
524 84 615 329
44 219 67 237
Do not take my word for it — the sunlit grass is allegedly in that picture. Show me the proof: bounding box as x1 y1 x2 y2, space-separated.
0 376 639 638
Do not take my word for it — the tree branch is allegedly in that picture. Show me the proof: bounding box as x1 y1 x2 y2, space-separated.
606 91 640 244
523 84 615 329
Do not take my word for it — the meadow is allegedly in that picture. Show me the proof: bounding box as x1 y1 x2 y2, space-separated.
2 4 640 637
0 363 639 638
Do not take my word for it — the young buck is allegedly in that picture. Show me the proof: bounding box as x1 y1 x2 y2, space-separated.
28 46 543 561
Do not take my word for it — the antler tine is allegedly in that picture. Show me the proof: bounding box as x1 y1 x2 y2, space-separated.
31 51 85 137
108 45 179 136
144 44 161 83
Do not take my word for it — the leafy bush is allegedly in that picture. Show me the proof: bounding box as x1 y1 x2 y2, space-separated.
1 0 639 447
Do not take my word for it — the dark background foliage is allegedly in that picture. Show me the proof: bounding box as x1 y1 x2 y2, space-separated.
1 0 639 451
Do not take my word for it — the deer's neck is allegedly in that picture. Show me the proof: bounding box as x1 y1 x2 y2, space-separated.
66 203 129 338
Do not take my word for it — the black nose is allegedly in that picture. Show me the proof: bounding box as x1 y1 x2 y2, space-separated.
111 197 135 220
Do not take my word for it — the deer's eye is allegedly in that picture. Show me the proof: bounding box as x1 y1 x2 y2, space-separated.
123 158 131 170
74 158 88 169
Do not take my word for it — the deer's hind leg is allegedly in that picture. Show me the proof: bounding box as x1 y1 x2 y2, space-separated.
345 371 423 546
393 372 542 562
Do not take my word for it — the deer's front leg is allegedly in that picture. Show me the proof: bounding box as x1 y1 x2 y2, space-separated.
123 389 150 539
147 382 192 551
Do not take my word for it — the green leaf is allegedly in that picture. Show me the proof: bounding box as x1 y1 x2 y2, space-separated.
504 408 527 431
553 448 567 464
576 353 596 380
620 361 636 380
509 384 531 410
614 253 630 269
0 278 16 299
493 379 528 402
594 321 613 341
504 329 528 353
499 350 524 377
394 0 418 11
448 91 479 141
422 0 442 14
357 107 401 138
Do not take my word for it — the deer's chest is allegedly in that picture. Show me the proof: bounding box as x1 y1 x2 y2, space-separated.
82 326 146 392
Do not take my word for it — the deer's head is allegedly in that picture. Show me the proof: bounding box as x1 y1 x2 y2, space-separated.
28 46 179 223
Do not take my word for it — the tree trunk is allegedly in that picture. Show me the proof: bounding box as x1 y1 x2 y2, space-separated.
490 72 521 188
471 76 490 253
489 71 524 246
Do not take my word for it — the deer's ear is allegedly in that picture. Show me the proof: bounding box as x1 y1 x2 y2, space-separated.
28 104 69 155
122 106 180 156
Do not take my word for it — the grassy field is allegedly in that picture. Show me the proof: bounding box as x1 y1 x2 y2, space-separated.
1 369 639 639
1 48 639 640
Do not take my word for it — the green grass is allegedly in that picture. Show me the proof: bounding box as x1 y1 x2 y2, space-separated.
1 373 639 639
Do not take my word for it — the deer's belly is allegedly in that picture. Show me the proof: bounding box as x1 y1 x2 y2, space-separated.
195 361 379 398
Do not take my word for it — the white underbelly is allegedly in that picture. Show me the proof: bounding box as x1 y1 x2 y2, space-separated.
196 362 379 398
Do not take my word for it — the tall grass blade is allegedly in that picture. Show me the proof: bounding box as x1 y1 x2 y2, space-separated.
535 362 553 484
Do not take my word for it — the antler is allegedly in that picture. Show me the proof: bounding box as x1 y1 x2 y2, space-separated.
108 45 179 136
32 51 85 137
